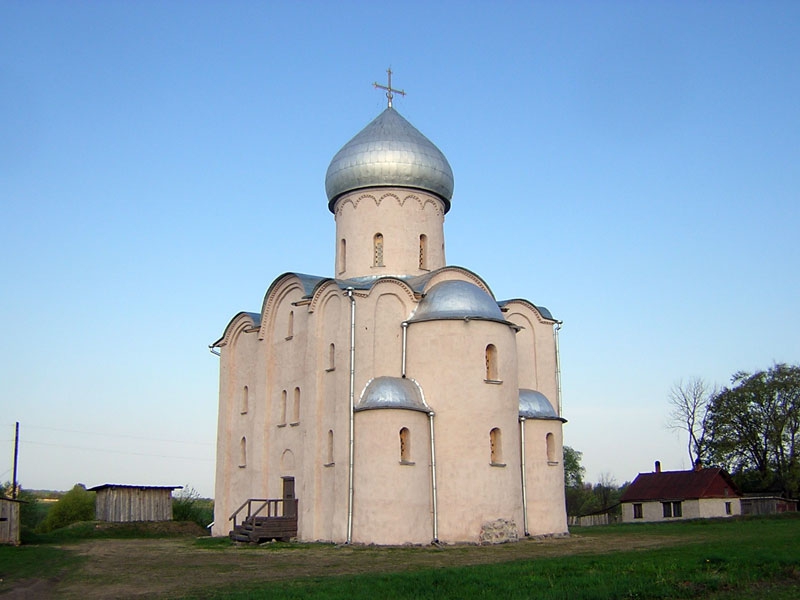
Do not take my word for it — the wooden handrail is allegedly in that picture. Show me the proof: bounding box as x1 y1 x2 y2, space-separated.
229 498 298 528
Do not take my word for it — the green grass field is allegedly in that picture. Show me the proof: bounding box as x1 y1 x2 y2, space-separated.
197 516 800 600
1 514 798 599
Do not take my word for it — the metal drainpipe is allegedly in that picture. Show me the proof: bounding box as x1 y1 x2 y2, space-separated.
519 416 529 536
554 322 563 416
346 288 356 544
401 322 408 378
428 410 439 543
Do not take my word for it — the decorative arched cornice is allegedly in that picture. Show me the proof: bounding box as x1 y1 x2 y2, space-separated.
365 277 418 305
402 193 444 216
333 189 445 218
211 311 261 349
308 279 343 313
500 298 558 325
421 266 495 297
259 274 306 340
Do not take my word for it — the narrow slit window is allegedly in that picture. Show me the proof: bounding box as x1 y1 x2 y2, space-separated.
339 238 346 273
546 432 556 463
326 430 334 465
328 343 335 370
279 390 287 425
239 436 247 468
373 233 384 267
399 427 411 463
485 344 498 381
241 385 249 414
490 428 503 465
292 387 300 424
286 311 294 339
419 234 428 269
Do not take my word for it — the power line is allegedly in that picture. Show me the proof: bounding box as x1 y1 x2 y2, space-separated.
2 423 213 447
21 439 214 462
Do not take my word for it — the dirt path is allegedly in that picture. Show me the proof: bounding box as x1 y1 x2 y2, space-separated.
25 533 688 599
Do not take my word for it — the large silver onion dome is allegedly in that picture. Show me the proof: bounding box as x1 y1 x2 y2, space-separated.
409 280 505 323
325 108 454 212
519 389 563 420
355 377 428 413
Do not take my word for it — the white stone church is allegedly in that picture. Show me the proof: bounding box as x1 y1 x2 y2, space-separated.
211 86 568 544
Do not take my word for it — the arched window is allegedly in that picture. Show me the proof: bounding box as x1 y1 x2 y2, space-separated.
291 387 300 424
546 432 556 463
373 233 384 267
286 310 294 339
326 430 334 465
399 427 411 463
339 238 346 273
485 344 498 381
328 343 335 370
239 436 247 468
279 390 287 425
241 385 249 414
419 234 428 269
490 428 503 465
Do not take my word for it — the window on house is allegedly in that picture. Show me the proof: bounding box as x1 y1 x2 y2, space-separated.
546 432 556 463
662 502 672 518
339 238 346 273
490 427 504 465
241 385 249 414
279 390 287 426
239 436 247 468
291 387 300 424
373 233 384 267
485 344 499 381
672 501 682 517
399 427 411 463
725 501 732 515
419 234 427 269
633 503 643 519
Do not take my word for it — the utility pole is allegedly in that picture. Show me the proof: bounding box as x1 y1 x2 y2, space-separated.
12 422 19 499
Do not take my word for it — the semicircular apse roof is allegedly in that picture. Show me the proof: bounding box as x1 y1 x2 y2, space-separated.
409 280 505 324
519 389 563 420
355 376 429 413
325 108 454 211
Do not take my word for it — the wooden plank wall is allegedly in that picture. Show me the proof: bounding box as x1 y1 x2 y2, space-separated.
95 487 174 522
0 499 21 545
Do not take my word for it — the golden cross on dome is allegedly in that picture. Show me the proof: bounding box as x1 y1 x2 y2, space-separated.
373 68 406 108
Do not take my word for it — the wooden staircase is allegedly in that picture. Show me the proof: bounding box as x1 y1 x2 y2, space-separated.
229 498 298 543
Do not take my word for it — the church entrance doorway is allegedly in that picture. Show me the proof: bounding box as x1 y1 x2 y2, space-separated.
282 477 296 517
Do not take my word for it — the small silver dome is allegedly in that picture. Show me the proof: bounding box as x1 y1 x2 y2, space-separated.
519 389 561 420
325 108 454 212
409 280 505 323
355 377 428 413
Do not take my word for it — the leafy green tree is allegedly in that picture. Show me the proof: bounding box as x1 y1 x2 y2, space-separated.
707 363 800 498
37 484 96 532
563 446 585 488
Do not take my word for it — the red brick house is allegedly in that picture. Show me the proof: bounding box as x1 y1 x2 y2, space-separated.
620 463 741 523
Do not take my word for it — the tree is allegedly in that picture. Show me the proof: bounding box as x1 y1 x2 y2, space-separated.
706 364 800 498
38 484 96 532
563 446 585 488
667 377 712 468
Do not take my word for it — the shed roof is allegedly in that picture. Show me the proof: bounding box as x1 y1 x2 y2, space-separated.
620 468 740 503
87 484 182 492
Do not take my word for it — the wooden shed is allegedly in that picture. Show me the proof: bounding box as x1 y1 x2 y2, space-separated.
88 485 181 522
0 497 23 545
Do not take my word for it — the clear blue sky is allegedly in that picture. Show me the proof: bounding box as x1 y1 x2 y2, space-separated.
2 1 798 497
